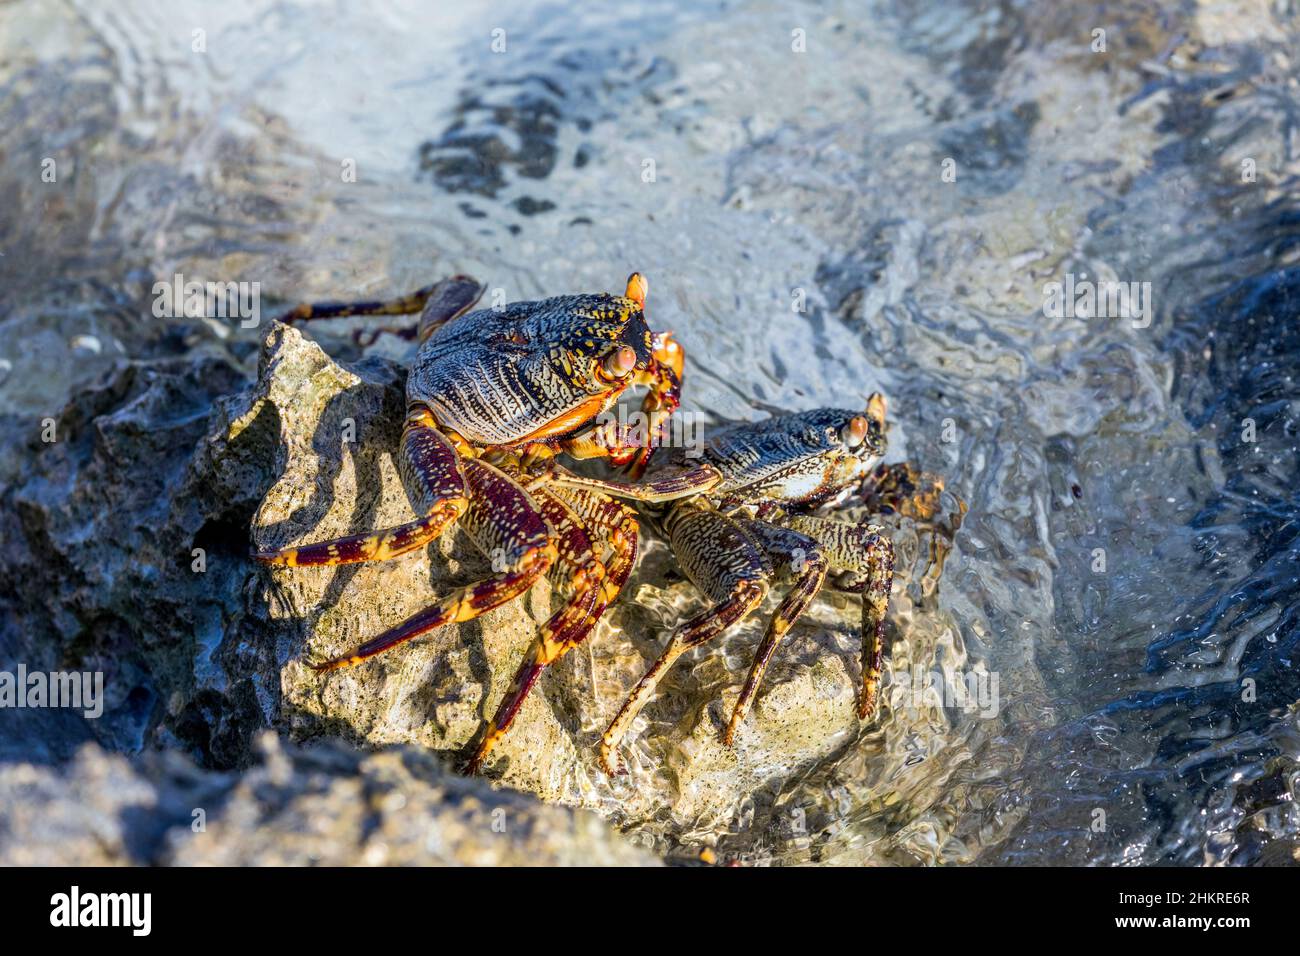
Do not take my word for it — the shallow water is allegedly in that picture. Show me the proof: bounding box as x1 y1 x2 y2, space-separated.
2 0 1298 864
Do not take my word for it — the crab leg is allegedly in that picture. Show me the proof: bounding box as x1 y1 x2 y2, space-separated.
600 584 764 775
553 488 640 622
310 458 556 670
253 407 467 566
534 489 642 653
466 487 607 773
600 505 768 774
549 460 722 503
467 488 640 773
856 545 895 719
787 515 896 719
721 521 829 745
274 275 483 346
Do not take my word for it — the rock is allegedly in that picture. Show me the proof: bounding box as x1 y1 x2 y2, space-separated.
1 321 889 856
0 352 253 763
0 733 658 866
241 324 872 839
243 322 573 776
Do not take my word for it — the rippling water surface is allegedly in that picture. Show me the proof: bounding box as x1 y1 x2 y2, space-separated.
2 0 1299 864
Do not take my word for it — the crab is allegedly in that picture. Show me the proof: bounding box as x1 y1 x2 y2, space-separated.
596 395 945 775
253 273 725 771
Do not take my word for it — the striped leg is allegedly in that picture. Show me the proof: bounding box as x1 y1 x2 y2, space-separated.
466 488 640 773
786 515 895 719
554 488 640 630
549 460 722 503
310 458 556 670
465 487 606 773
600 504 768 775
721 520 829 745
252 406 467 566
274 275 482 346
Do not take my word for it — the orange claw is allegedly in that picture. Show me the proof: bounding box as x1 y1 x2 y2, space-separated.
616 331 684 478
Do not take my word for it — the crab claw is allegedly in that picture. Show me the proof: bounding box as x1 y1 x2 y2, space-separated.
613 330 684 478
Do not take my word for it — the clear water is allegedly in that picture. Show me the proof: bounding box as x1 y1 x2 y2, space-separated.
2 0 1298 864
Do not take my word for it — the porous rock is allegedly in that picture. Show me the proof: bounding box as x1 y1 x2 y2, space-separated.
0 733 657 866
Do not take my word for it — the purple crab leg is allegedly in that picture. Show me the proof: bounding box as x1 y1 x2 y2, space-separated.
252 406 467 566
466 487 641 773
466 486 606 773
274 275 483 346
309 457 556 670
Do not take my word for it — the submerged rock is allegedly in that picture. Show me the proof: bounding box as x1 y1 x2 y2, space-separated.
0 733 657 866
1 322 896 856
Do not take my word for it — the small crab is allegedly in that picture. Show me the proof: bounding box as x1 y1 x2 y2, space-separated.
253 273 724 771
598 395 941 775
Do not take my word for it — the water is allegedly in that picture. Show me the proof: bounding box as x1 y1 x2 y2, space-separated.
2 0 1298 865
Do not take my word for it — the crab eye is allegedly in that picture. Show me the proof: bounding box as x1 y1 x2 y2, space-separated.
599 346 637 380
842 416 869 448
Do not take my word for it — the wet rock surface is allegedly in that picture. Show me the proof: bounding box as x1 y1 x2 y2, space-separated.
0 323 921 859
0 733 656 866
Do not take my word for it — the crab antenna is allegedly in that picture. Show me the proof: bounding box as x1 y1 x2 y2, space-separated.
625 272 648 310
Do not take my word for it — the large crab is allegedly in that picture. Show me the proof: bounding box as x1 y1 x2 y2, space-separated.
596 396 945 775
253 273 723 771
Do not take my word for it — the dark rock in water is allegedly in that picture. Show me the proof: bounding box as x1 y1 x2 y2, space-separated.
0 733 657 866
0 354 251 763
